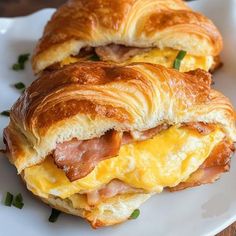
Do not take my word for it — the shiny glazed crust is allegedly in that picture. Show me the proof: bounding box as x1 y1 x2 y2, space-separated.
4 62 236 173
32 0 223 73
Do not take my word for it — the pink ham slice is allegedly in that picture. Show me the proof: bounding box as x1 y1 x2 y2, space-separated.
53 122 234 203
122 124 170 145
95 44 150 63
53 124 169 182
86 180 141 205
53 122 219 183
184 122 215 135
54 130 122 181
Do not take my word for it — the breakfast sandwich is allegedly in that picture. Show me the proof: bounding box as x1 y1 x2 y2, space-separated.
3 62 236 227
32 0 223 74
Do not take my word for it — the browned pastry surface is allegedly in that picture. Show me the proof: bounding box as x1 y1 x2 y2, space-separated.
4 62 236 173
3 61 236 228
32 0 223 73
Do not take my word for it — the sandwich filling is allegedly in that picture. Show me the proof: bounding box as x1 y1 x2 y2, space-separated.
57 45 215 73
23 124 233 207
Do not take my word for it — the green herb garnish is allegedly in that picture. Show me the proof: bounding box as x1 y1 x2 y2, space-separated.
12 201 24 209
14 193 23 203
4 192 13 206
12 53 30 71
12 64 22 70
12 193 24 209
1 110 10 117
49 208 61 223
18 54 30 65
129 209 140 220
88 54 100 61
173 50 187 70
14 82 26 90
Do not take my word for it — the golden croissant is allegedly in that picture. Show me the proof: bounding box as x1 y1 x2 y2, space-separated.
32 0 223 74
3 62 235 227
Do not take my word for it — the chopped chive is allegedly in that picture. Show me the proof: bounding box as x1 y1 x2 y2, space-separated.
12 193 24 209
1 110 10 117
12 53 30 71
12 201 24 209
4 192 13 206
18 54 30 65
88 54 100 61
49 208 61 223
14 193 23 203
12 63 23 71
14 82 26 90
173 59 181 70
173 50 187 70
129 209 140 220
176 50 187 60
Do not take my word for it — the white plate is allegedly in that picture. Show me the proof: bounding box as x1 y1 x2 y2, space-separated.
0 0 236 235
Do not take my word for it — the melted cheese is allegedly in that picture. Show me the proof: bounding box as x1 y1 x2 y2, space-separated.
24 126 224 199
60 48 213 72
60 56 83 67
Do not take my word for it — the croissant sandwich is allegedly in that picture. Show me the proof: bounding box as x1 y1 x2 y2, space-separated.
32 0 223 74
3 62 235 227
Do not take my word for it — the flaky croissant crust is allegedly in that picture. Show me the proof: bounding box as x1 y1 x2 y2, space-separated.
40 192 152 228
4 62 236 173
32 0 223 73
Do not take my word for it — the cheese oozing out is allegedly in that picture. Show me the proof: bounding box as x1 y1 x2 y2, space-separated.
24 125 224 200
60 48 214 72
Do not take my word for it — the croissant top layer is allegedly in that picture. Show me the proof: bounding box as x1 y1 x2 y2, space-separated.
32 0 223 73
4 62 235 172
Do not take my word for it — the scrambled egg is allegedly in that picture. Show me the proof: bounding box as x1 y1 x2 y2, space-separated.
125 48 213 72
24 125 224 199
60 48 213 72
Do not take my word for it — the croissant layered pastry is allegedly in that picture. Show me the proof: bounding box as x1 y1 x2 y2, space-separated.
32 0 223 74
3 62 236 227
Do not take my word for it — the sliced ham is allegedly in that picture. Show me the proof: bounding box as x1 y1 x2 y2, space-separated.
53 124 169 182
184 122 215 135
53 122 229 185
86 179 141 205
54 130 122 181
122 124 169 145
129 124 170 142
169 139 235 191
53 121 234 204
95 44 150 63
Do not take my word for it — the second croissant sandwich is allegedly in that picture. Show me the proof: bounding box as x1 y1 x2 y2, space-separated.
3 62 236 227
32 0 223 74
